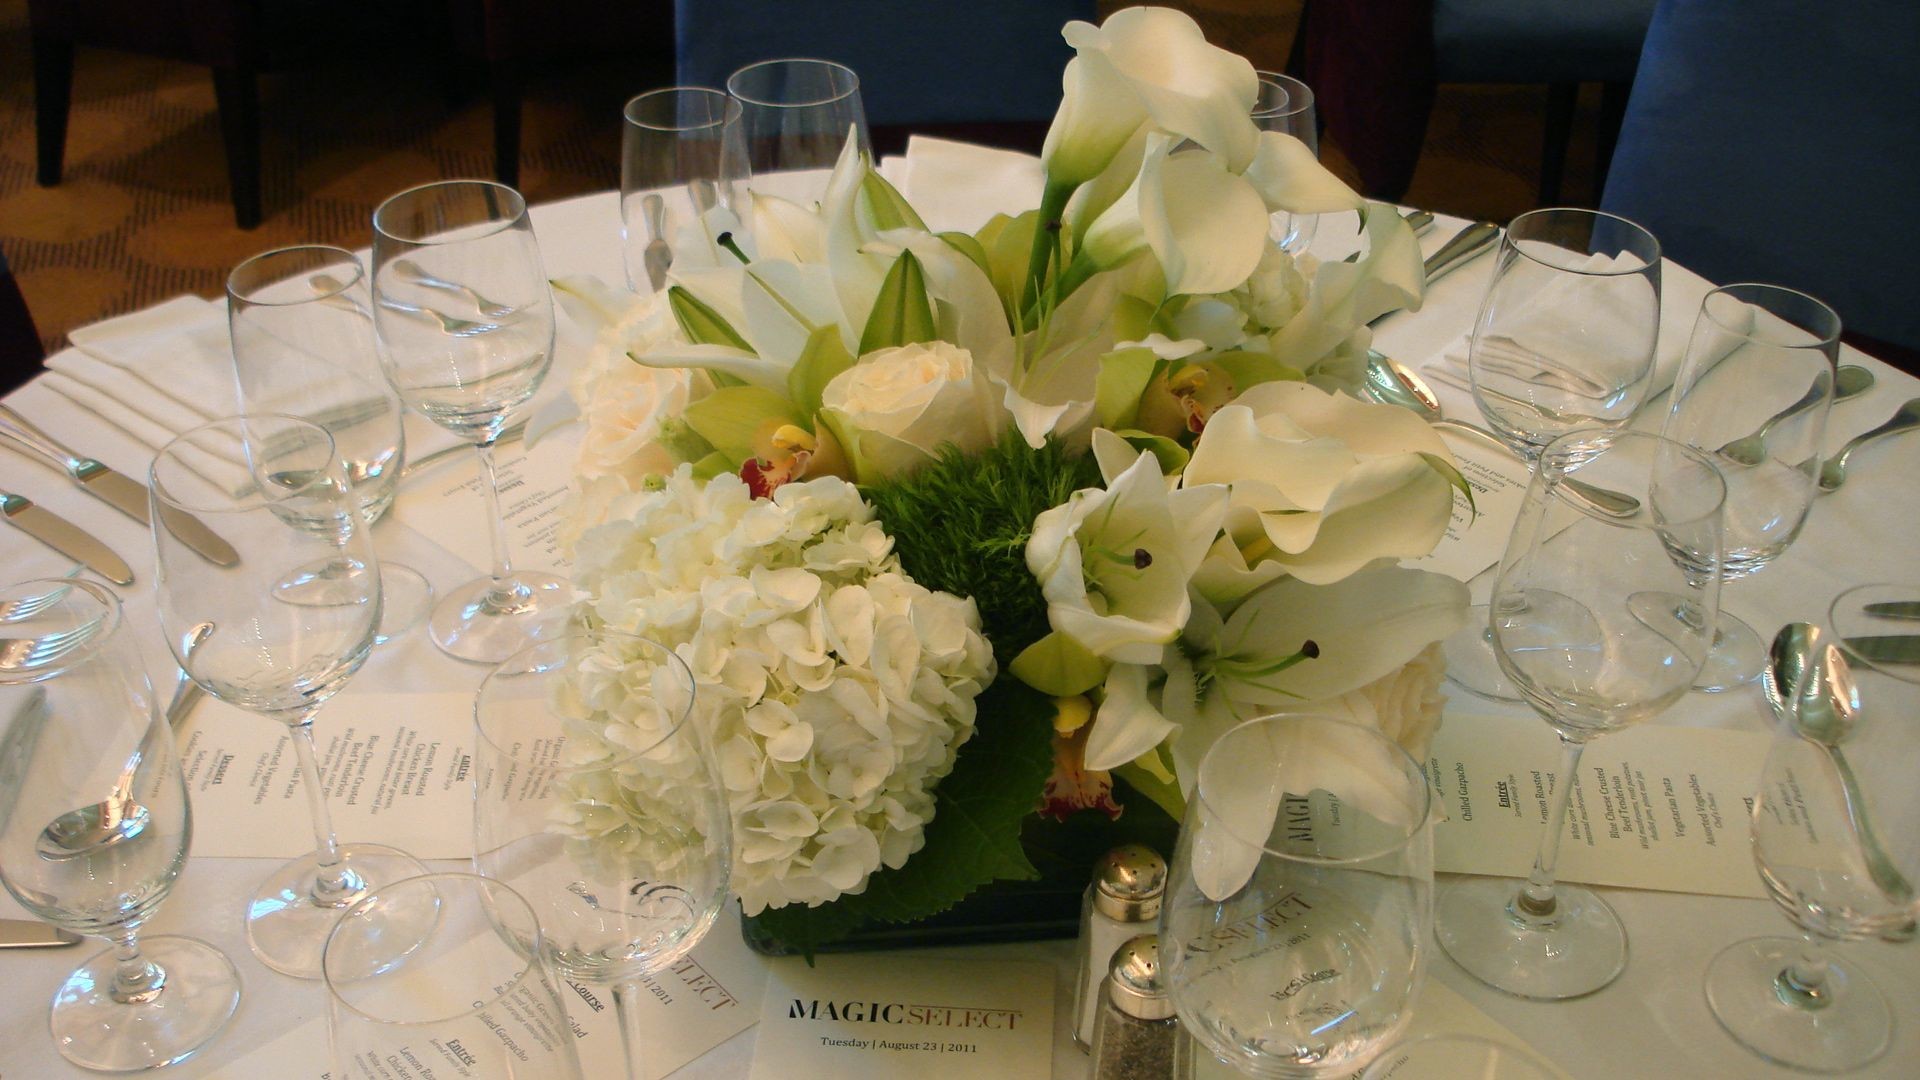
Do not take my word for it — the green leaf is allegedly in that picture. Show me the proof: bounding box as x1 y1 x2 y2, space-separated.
786 325 857 418
1009 631 1109 697
939 231 992 282
668 286 753 351
747 676 1057 955
1094 347 1162 431
859 168 929 233
976 211 1042 320
689 451 735 481
1111 294 1161 345
1114 749 1186 822
858 251 938 355
1421 451 1477 519
683 386 805 462
1111 430 1190 476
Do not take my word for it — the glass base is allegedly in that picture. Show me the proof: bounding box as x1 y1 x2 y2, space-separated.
373 563 433 647
1442 604 1523 703
1704 937 1891 1073
428 572 570 664
246 842 427 978
1693 611 1764 693
50 935 241 1071
1435 876 1626 1000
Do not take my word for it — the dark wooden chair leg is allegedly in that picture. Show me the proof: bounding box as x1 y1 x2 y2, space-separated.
211 66 263 229
1539 81 1577 206
491 60 521 189
32 35 75 187
1595 79 1631 200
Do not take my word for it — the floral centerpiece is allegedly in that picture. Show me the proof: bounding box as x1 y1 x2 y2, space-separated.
555 6 1471 953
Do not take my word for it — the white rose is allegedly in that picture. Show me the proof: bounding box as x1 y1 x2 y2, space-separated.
821 340 1001 480
1314 641 1449 761
1185 381 1457 585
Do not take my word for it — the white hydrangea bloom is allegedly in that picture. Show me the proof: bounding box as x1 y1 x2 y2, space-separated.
569 467 996 915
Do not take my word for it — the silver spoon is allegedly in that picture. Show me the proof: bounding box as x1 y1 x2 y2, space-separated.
1765 623 1916 918
1362 351 1642 518
1814 396 1920 492
1716 365 1875 467
388 258 517 318
34 623 212 862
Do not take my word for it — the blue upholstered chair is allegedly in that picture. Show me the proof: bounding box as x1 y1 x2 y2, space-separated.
1601 0 1920 354
673 0 1093 136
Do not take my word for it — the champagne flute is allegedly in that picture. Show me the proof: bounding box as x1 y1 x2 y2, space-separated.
1161 710 1433 1079
227 244 434 645
726 58 869 206
151 414 426 978
1443 208 1663 702
325 873 585 1080
0 577 241 1070
1704 598 1920 1072
474 626 731 1080
622 87 749 294
372 180 566 664
1434 429 1725 999
1251 72 1318 256
1636 283 1841 691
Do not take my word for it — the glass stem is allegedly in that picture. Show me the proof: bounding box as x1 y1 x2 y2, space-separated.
475 441 523 608
105 926 166 1005
1514 735 1587 926
290 717 361 906
1774 935 1835 1011
610 977 651 1080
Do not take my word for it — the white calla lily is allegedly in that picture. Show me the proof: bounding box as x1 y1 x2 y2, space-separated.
1243 130 1367 215
1080 137 1270 298
1085 661 1176 772
1267 202 1426 369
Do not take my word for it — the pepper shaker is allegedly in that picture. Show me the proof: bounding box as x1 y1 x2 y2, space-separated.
1074 844 1168 1048
1089 933 1189 1080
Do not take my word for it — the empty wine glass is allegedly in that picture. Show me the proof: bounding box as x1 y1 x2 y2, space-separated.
325 873 585 1080
1361 1034 1559 1079
151 414 426 978
1252 72 1318 256
372 180 566 664
474 626 731 1080
1434 429 1725 999
1161 710 1434 1079
1704 595 1920 1072
622 87 749 294
1444 208 1663 703
228 244 434 645
0 577 241 1070
1638 283 1841 692
726 58 869 206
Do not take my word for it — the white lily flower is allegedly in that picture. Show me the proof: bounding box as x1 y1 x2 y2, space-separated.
1085 660 1176 772
749 192 827 264
1080 136 1270 298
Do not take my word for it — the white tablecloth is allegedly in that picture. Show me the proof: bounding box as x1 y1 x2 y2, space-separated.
2 189 1917 1079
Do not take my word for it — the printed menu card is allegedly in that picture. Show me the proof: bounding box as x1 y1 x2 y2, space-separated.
1410 427 1532 583
748 955 1054 1080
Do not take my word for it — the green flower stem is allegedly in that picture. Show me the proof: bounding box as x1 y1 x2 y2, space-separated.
1020 181 1077 314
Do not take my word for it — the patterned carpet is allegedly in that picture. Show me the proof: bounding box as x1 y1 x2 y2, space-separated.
0 0 1603 354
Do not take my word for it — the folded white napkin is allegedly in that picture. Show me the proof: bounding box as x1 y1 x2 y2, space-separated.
897 136 1045 236
1423 254 1741 402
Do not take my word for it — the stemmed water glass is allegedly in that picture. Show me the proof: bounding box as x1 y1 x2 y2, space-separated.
372 179 565 664
621 87 749 294
1251 72 1318 256
474 626 732 1080
1434 429 1726 999
1443 208 1664 702
151 414 425 978
227 244 433 646
726 58 869 205
1636 283 1841 692
1704 593 1920 1072
0 577 242 1070
1161 711 1434 1078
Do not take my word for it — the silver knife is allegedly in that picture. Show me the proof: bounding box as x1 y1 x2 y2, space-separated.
0 489 134 584
1863 601 1920 621
0 918 81 948
0 404 238 566
1844 635 1920 664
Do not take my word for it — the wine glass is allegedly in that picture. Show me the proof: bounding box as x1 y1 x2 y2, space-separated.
474 625 731 1080
1161 710 1434 1079
1251 72 1318 256
1443 208 1663 702
371 179 566 664
325 873 585 1079
1639 283 1841 692
1361 1034 1559 1079
726 58 869 206
0 577 242 1070
227 243 434 646
150 414 426 978
1704 595 1920 1072
1434 429 1726 999
622 87 749 294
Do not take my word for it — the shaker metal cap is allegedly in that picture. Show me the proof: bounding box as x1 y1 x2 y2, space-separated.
1105 933 1176 1020
1093 843 1167 922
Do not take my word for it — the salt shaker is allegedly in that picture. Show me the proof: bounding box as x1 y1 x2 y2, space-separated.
1089 933 1188 1080
1074 844 1168 1048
